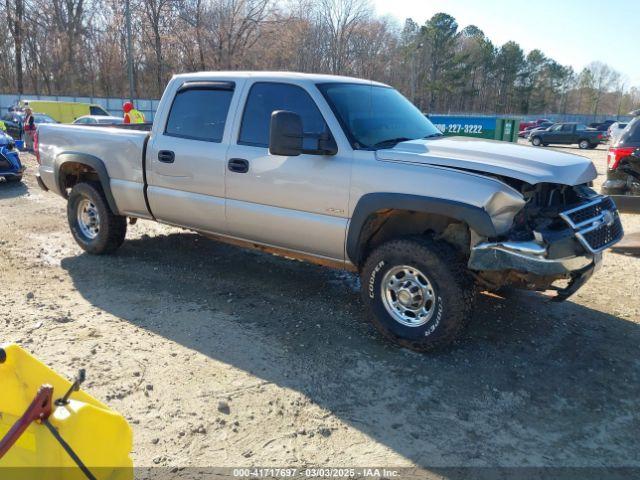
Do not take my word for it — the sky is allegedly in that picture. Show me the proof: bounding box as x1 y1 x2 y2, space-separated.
373 0 640 87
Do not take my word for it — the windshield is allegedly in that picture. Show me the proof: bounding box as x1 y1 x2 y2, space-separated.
317 83 442 150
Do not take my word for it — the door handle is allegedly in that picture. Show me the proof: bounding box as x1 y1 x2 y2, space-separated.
158 150 175 163
228 158 249 173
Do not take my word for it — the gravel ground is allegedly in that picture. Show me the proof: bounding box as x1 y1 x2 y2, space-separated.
0 142 638 475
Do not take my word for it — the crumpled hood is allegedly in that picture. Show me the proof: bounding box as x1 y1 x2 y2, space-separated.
375 137 597 186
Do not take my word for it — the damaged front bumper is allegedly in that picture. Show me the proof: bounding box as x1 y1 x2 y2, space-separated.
469 241 597 276
468 241 601 301
469 194 623 300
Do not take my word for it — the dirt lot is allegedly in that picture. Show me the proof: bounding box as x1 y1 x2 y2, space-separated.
1 143 639 474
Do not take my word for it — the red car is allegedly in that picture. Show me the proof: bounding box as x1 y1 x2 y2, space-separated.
518 121 553 138
518 118 552 131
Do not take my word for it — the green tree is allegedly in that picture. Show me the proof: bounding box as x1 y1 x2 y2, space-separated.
420 13 460 111
493 41 524 113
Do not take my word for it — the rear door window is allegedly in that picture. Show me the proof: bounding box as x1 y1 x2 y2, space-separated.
165 84 234 142
238 82 329 150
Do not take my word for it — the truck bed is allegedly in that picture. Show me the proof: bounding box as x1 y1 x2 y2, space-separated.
38 124 151 218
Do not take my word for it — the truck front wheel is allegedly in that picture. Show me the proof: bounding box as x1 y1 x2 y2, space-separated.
360 236 476 352
531 136 542 146
67 182 127 254
578 139 590 149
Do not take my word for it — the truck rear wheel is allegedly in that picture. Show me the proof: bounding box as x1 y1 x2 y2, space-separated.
67 182 127 254
360 236 476 352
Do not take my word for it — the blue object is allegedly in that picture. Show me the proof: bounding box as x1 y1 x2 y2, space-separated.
15 139 24 150
0 131 25 181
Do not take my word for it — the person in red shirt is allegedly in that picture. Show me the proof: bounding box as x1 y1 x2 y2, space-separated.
23 108 36 151
122 102 145 124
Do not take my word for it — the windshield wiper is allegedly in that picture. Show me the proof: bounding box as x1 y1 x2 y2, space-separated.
424 132 444 138
372 137 412 149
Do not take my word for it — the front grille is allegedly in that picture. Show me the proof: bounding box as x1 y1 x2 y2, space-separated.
563 196 616 228
579 218 624 251
559 196 623 254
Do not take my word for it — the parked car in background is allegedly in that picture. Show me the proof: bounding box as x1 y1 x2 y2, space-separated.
1 112 23 140
518 125 536 138
602 116 640 213
32 113 59 125
607 122 628 144
518 118 553 132
73 115 124 125
530 122 604 149
0 111 58 141
589 119 616 131
518 118 551 131
519 122 553 138
18 100 110 124
523 123 555 138
0 130 24 182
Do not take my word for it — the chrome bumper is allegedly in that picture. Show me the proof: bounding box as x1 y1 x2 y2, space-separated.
468 241 599 276
469 240 602 301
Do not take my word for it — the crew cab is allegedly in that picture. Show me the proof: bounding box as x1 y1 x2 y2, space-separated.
35 72 624 352
529 122 604 149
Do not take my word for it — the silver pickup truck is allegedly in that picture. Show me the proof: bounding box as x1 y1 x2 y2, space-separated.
36 71 623 352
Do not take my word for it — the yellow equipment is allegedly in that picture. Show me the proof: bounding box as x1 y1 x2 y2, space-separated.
18 101 110 124
0 344 133 480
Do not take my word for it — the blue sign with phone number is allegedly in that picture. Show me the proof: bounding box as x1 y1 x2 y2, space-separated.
427 116 497 139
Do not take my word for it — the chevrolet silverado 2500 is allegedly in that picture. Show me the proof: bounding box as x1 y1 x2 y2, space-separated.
35 72 624 352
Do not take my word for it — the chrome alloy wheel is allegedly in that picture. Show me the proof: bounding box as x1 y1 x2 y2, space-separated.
381 265 436 327
77 198 100 239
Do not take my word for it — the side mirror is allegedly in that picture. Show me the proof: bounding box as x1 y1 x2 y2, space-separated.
317 131 338 156
269 110 303 156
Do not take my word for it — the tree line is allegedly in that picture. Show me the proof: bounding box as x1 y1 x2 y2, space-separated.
2 0 638 116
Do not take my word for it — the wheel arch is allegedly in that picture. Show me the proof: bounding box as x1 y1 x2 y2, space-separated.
55 153 119 214
346 193 497 266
